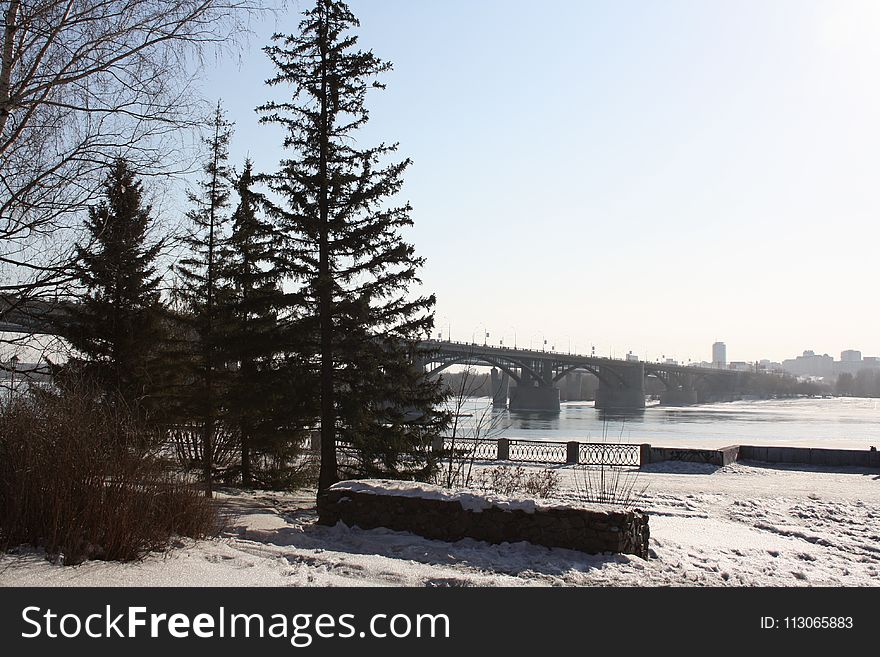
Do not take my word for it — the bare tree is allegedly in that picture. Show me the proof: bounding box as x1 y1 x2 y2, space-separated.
439 363 509 489
0 0 266 335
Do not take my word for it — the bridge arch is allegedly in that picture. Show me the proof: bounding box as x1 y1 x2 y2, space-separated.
551 363 624 388
425 355 537 384
644 369 675 390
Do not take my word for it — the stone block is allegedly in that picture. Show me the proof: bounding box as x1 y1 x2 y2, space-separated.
317 483 651 559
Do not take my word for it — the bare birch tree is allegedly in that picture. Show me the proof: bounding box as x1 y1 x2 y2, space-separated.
0 0 265 339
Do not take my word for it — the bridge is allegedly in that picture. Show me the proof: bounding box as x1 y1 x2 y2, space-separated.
418 340 757 412
0 297 761 413
0 296 69 335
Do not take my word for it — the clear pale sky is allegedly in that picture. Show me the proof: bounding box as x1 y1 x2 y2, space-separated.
199 0 880 365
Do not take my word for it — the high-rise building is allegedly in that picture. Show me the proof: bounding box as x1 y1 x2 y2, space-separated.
841 350 862 363
712 341 726 369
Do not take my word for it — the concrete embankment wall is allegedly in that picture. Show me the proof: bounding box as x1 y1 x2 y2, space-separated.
645 444 879 469
737 445 880 468
646 445 739 466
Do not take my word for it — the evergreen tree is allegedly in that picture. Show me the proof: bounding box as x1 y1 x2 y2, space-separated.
176 103 234 497
66 158 165 412
219 160 312 487
258 0 448 494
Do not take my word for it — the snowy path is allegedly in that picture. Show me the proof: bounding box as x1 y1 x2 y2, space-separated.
1 462 878 587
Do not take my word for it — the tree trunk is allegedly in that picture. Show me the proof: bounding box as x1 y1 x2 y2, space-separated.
203 413 214 498
202 116 222 499
241 431 251 486
316 9 337 495
0 0 19 136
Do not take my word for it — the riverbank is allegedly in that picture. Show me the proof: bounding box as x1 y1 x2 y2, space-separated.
474 396 880 450
1 460 878 587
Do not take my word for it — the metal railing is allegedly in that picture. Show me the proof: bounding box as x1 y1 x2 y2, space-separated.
440 437 642 466
441 438 497 460
507 439 567 464
578 442 641 466
304 432 645 467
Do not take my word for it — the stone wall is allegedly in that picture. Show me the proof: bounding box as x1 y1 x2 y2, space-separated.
739 445 880 468
645 444 879 469
318 483 650 559
647 445 740 466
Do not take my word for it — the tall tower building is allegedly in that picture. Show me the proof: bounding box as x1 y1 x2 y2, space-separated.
712 342 727 369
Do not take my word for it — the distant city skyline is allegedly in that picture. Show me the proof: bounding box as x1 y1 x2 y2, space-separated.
187 0 880 364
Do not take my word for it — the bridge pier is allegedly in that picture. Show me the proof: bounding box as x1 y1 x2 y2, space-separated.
560 372 584 402
659 387 699 406
508 363 560 411
509 384 560 412
490 367 509 408
697 374 741 403
595 363 645 411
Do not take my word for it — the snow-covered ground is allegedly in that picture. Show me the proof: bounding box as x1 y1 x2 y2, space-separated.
1 461 878 587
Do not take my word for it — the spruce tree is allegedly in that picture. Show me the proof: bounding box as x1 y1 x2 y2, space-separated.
258 0 448 494
176 103 234 497
219 160 310 487
66 158 165 412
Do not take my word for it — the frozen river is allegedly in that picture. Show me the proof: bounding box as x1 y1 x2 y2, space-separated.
454 396 880 450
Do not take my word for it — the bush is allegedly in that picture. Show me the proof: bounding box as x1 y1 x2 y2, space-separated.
167 422 239 479
244 446 319 491
168 422 317 491
0 387 218 564
469 466 560 499
571 464 646 509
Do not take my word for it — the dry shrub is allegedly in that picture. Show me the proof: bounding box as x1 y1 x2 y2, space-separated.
470 466 560 499
572 464 647 509
0 387 218 564
168 424 315 490
245 444 319 490
167 422 239 478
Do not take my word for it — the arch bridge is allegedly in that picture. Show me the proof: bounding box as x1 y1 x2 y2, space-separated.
0 296 759 414
418 340 755 412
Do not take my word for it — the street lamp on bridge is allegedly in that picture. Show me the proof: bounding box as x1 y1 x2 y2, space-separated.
438 316 451 342
471 325 488 346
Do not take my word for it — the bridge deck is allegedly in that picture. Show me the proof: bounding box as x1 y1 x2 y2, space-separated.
421 340 743 377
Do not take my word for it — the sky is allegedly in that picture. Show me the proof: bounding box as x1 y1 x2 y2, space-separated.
197 0 880 365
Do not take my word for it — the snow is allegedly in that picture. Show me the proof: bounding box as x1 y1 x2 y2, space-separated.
329 479 615 514
329 479 538 513
1 461 879 587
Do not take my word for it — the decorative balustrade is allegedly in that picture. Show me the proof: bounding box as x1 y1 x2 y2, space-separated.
578 442 641 466
439 436 642 466
506 439 567 463
304 431 646 466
